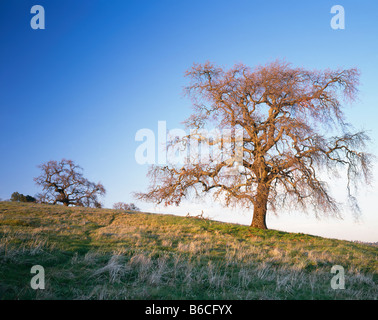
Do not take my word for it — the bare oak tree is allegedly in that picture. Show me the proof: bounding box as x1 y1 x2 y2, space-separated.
113 202 141 211
135 61 373 229
35 159 106 208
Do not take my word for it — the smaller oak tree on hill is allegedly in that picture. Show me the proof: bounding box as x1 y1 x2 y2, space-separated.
34 159 105 208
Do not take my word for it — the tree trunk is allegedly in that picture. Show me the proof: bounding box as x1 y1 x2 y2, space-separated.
251 183 269 229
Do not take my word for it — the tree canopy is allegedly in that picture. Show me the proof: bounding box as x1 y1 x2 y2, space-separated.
136 61 373 229
10 192 36 203
34 159 105 208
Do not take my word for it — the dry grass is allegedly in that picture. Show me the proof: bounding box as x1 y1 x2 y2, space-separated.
0 201 377 300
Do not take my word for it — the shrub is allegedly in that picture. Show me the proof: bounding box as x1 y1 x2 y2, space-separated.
10 192 37 203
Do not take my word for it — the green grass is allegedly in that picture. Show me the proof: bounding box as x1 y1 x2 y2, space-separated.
0 201 377 300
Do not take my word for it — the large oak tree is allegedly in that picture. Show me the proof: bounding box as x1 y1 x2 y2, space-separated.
136 61 373 229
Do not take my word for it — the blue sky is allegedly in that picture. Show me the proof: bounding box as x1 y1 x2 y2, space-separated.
1 0 377 241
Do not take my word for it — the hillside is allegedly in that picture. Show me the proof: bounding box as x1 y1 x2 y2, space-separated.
0 201 376 300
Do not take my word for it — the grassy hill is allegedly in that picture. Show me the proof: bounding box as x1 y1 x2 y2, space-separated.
0 201 376 300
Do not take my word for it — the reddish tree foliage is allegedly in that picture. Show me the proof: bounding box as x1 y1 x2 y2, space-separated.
135 61 373 229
